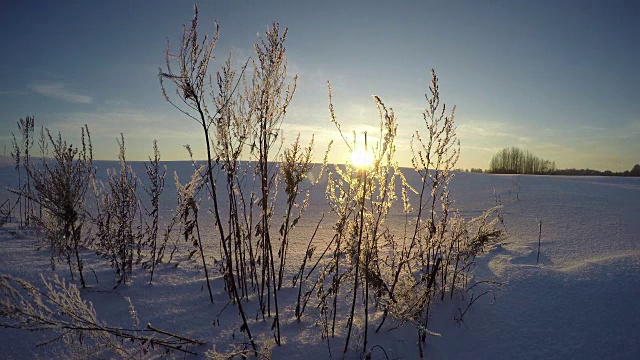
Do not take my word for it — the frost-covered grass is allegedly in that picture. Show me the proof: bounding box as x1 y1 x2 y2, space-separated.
2 170 640 358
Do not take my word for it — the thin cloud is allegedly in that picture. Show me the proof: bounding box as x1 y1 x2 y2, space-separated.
30 83 92 104
0 90 30 95
48 110 202 144
104 99 130 106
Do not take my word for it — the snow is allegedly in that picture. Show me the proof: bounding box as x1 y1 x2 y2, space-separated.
1 164 639 359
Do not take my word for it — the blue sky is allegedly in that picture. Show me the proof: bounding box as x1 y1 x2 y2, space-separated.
0 0 638 171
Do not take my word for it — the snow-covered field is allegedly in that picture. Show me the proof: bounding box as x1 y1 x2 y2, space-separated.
1 162 639 359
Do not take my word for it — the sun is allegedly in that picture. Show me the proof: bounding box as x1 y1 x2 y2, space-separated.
351 148 373 169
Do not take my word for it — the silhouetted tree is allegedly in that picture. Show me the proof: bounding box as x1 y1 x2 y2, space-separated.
489 147 555 174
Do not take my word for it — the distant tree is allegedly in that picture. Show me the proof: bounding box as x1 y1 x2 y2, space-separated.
488 147 555 174
630 164 640 176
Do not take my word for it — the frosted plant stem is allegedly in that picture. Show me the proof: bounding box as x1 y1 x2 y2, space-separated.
345 134 368 354
537 219 542 263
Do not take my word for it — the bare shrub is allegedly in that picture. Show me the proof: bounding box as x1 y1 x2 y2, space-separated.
0 274 205 357
277 134 315 290
18 125 94 288
159 5 314 350
377 70 504 353
174 162 215 303
91 134 142 287
248 23 297 345
306 70 504 356
10 116 36 229
140 140 167 283
212 54 257 300
159 6 257 352
316 86 400 353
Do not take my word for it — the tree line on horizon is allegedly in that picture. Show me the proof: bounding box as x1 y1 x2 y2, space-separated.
550 164 640 177
488 146 556 174
488 146 640 177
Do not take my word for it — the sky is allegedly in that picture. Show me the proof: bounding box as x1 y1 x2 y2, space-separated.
0 0 638 171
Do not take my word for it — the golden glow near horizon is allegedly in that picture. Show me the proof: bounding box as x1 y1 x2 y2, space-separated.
351 131 373 169
351 148 373 169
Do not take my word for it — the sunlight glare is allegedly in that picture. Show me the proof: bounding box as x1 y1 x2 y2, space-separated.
351 148 373 169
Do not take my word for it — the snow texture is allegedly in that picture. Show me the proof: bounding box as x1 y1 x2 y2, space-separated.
1 163 639 359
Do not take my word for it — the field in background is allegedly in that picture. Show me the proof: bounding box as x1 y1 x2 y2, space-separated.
1 163 639 358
